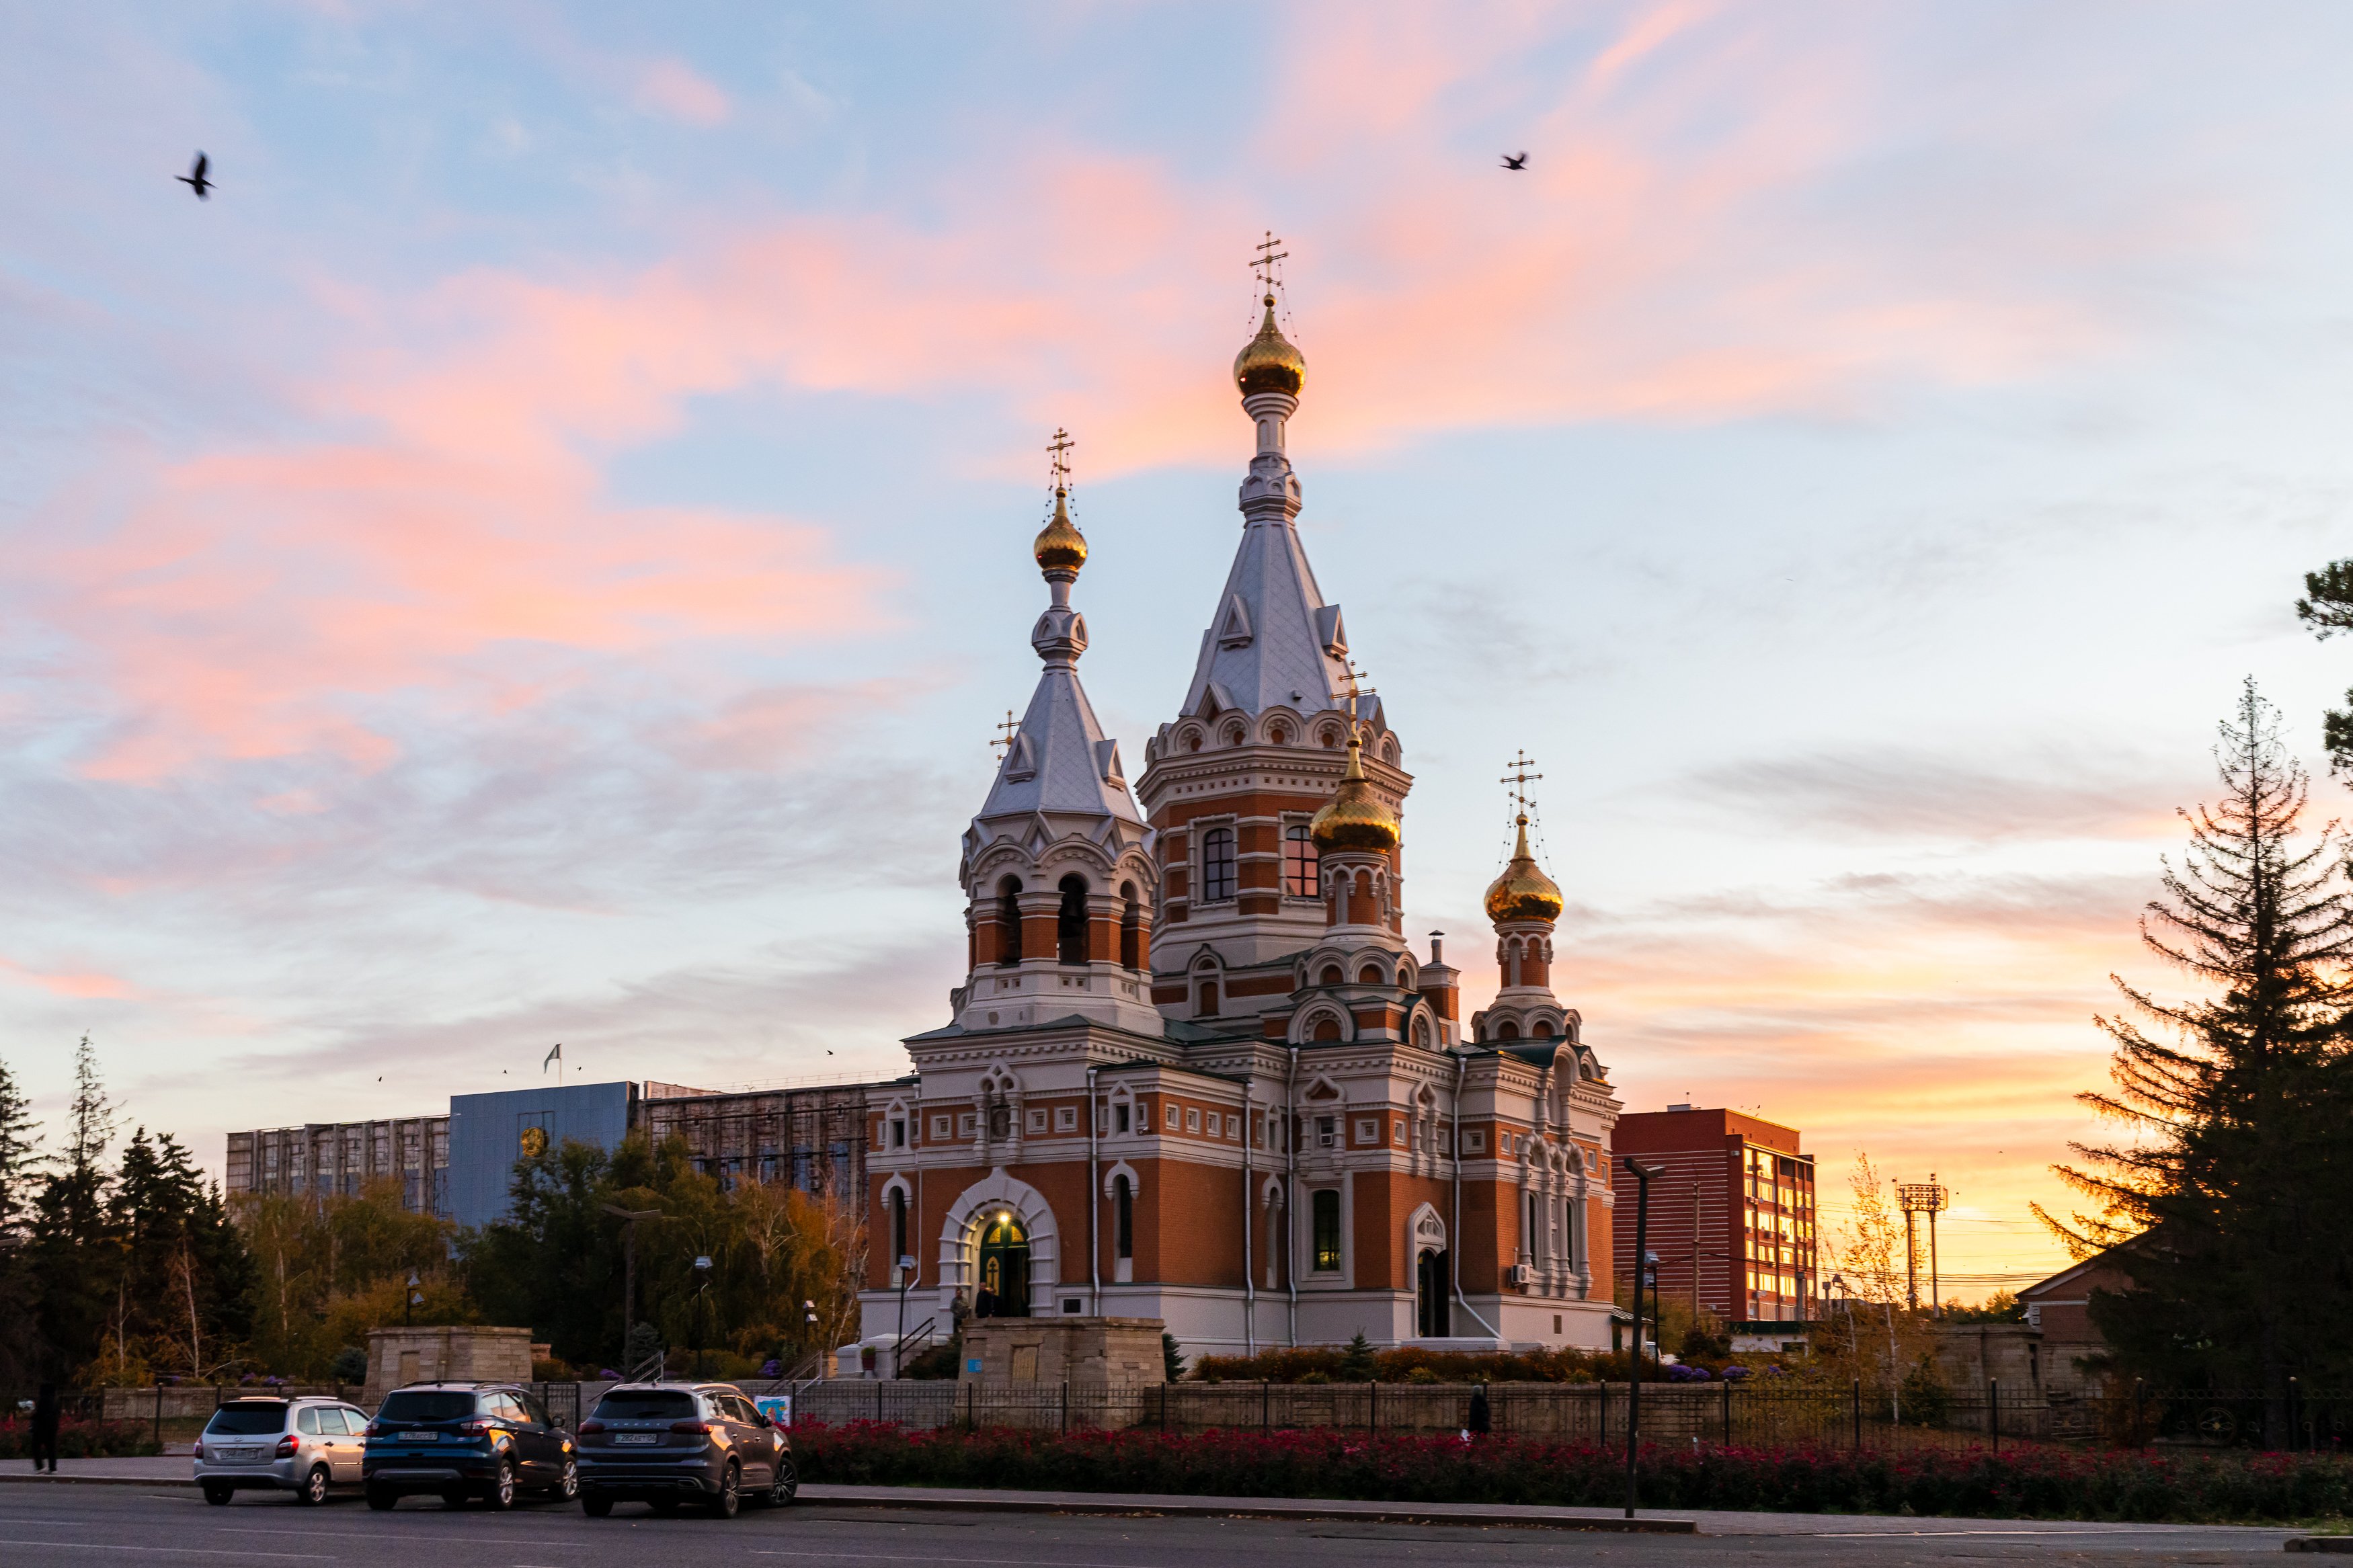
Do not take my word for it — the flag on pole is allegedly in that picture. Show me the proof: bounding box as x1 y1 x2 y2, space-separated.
544 1042 563 1075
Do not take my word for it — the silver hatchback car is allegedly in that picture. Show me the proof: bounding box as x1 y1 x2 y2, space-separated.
195 1397 373 1505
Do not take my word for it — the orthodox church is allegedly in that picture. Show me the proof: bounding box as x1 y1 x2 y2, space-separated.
857 265 1623 1358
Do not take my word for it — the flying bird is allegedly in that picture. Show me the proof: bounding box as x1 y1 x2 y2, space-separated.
1501 152 1528 171
177 151 212 199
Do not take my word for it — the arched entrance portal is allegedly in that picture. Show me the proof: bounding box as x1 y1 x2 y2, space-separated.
975 1211 1031 1319
1416 1247 1451 1338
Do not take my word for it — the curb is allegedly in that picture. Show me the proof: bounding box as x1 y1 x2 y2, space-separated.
0 1472 1696 1530
793 1488 1698 1532
2286 1541 2353 1554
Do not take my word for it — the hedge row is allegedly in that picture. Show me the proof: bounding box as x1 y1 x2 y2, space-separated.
0 1417 165 1460
792 1421 2353 1522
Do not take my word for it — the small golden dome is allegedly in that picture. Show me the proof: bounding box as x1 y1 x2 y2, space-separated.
1233 293 1306 397
1033 485 1087 572
1310 734 1400 853
1484 815 1563 923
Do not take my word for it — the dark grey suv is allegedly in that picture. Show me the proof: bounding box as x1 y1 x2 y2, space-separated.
362 1383 577 1510
574 1382 794 1518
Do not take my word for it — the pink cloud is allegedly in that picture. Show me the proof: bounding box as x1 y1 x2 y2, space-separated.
0 957 136 1000
635 58 731 126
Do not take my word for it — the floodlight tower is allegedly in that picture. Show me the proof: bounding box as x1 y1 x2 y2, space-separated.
1896 1176 1950 1316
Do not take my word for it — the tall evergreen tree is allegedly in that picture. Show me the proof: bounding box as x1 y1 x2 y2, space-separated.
2295 559 2353 772
26 1036 121 1375
2044 681 2353 1406
0 1054 43 1383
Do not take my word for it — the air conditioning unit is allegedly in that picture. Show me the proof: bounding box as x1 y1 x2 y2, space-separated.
1507 1263 1533 1286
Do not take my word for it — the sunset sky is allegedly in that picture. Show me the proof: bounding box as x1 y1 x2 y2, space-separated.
9 3 2353 1296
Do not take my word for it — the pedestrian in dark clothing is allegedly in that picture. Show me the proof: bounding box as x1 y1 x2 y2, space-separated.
30 1383 60 1473
1466 1383 1491 1436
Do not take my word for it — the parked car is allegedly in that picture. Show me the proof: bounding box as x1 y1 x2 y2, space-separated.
574 1381 795 1518
360 1382 577 1510
194 1396 374 1505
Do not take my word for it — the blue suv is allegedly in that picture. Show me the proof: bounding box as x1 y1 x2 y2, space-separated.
362 1382 577 1510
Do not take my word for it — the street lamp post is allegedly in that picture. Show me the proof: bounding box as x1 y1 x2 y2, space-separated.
691 1255 713 1378
893 1255 918 1379
602 1204 662 1374
1622 1157 1659 1520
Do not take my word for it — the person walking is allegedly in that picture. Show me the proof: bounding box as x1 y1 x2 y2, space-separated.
1466 1382 1492 1438
30 1383 59 1473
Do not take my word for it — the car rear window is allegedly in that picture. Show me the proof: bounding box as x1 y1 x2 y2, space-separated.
206 1403 290 1436
378 1391 477 1423
592 1389 696 1421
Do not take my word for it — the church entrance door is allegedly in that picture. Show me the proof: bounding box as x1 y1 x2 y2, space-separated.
975 1212 1031 1319
1416 1247 1450 1338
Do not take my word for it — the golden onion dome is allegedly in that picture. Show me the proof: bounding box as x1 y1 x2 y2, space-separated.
1310 734 1400 854
1233 292 1306 397
1033 485 1087 573
1484 814 1564 924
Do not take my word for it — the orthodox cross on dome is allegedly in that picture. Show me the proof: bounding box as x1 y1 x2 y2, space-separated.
1251 231 1289 292
1046 427 1075 493
1500 750 1544 817
990 708 1019 760
1340 655 1377 722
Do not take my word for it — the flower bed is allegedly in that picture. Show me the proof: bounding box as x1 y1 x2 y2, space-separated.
791 1421 2353 1523
0 1416 165 1460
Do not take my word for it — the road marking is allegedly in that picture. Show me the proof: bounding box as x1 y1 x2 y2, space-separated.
760 1553 1192 1568
0 1542 334 1560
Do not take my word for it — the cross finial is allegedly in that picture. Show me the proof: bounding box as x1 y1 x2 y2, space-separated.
990 709 1020 759
1500 750 1544 815
1046 427 1075 492
1252 231 1289 292
1340 656 1376 717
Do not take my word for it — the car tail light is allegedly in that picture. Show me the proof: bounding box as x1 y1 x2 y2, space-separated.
191 1441 204 1460
459 1420 490 1438
275 1434 299 1458
577 1419 604 1434
670 1420 713 1435
364 1423 383 1438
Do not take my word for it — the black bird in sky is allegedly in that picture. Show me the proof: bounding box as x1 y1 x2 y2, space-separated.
177 151 212 199
1501 151 1528 171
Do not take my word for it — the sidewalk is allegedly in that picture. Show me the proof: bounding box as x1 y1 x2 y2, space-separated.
0 1458 2309 1542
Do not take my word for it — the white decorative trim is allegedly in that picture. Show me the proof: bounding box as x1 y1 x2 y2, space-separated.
1102 1159 1142 1200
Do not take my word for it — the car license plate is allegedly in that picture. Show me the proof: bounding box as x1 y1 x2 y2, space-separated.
615 1433 659 1445
401 1432 438 1442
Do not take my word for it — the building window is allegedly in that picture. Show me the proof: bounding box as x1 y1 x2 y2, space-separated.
889 1118 906 1149
1525 1192 1540 1260
1185 1107 1201 1133
1284 825 1318 896
889 1188 908 1266
1115 1102 1130 1134
1120 882 1142 969
1355 1118 1378 1145
1164 1103 1180 1130
996 876 1023 965
1057 874 1088 965
1464 1129 1484 1153
1197 979 1220 1016
1202 827 1236 902
1055 1106 1077 1131
1115 1175 1133 1260
935 1116 954 1139
1312 1190 1343 1272
1316 1115 1337 1149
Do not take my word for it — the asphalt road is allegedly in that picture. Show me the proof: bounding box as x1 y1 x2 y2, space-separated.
0 1485 2309 1567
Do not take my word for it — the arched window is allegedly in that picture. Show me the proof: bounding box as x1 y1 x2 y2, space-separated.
1284 825 1318 896
1056 874 1088 965
1525 1192 1539 1262
1269 723 1289 746
1114 1175 1133 1260
1412 1016 1432 1048
1201 827 1236 903
1224 722 1245 747
1310 1014 1342 1042
1318 964 1343 987
1119 882 1141 969
888 1188 908 1268
996 877 1023 966
1498 1020 1521 1040
1312 1190 1343 1272
1197 980 1220 1016
1358 962 1384 985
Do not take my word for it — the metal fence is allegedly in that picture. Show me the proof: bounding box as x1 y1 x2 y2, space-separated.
46 1378 2353 1455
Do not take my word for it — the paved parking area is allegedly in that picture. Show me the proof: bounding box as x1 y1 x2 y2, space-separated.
0 1469 2311 1565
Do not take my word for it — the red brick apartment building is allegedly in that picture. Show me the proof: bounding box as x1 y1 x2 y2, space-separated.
1612 1108 1818 1327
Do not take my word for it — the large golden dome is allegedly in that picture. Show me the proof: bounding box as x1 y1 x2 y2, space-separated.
1233 293 1306 397
1484 815 1563 923
1310 734 1400 853
1033 485 1087 572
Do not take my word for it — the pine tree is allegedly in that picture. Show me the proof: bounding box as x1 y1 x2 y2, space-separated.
2297 559 2353 772
2043 680 2353 1404
0 1053 42 1241
28 1037 122 1374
